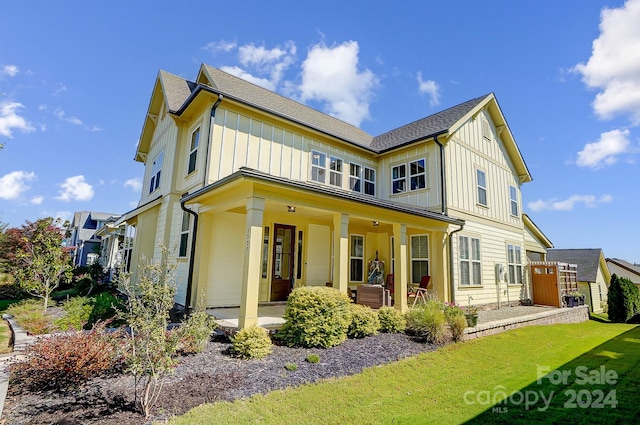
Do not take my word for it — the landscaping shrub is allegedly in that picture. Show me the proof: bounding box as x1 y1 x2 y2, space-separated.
377 306 406 333
278 286 352 348
305 353 320 364
348 304 380 339
444 302 467 342
54 296 93 331
5 299 55 335
177 309 217 354
405 299 447 344
9 326 124 391
86 291 125 328
608 274 640 323
232 324 272 359
285 362 298 371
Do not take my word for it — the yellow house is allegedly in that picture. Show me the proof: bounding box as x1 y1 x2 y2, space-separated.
119 64 550 328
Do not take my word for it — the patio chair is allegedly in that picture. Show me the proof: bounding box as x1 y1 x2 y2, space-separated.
408 275 430 306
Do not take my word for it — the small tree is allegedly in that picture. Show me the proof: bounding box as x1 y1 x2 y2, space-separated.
118 245 181 418
11 218 72 309
608 274 640 322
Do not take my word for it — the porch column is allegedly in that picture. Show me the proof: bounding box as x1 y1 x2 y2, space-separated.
238 197 265 329
333 213 349 294
393 223 408 312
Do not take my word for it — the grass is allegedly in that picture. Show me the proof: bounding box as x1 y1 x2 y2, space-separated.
0 318 11 354
169 321 639 425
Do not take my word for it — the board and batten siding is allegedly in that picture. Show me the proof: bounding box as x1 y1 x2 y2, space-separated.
452 219 528 306
141 114 178 205
207 107 375 189
446 111 522 227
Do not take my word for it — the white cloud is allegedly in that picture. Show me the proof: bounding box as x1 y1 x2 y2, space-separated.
238 41 296 84
0 171 35 200
124 178 142 191
30 196 44 205
1 65 19 77
53 83 67 96
56 175 94 201
528 194 613 212
54 211 72 223
203 39 237 54
0 101 35 137
576 129 631 168
417 72 440 106
297 41 378 127
573 0 640 124
54 108 83 126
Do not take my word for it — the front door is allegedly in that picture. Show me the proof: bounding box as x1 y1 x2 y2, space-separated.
271 224 296 301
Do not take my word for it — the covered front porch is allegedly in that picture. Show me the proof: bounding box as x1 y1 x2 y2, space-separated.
184 168 463 329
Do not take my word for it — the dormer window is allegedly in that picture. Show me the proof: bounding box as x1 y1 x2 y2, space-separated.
187 127 200 175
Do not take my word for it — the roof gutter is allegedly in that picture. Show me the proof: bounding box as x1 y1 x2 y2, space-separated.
181 94 223 309
433 131 447 215
448 222 465 304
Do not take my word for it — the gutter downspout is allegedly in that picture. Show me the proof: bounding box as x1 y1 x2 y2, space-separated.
182 94 223 309
433 132 447 215
448 222 465 304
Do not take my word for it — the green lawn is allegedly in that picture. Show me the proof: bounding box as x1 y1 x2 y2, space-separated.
170 321 639 425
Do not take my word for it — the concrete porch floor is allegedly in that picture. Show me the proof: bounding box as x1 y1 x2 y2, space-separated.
207 303 287 332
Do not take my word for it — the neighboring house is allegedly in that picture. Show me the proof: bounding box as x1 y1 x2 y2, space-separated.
67 211 120 268
606 258 640 287
547 249 611 313
118 64 551 328
95 216 126 282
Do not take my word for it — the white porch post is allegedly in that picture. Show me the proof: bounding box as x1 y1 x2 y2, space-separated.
393 223 408 312
238 197 265 329
333 213 349 294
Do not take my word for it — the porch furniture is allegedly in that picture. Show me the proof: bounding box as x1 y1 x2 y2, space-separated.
356 284 385 309
408 275 430 306
384 274 394 306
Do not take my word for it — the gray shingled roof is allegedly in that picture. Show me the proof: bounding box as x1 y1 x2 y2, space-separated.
607 258 640 277
370 95 489 152
547 249 604 282
159 65 489 154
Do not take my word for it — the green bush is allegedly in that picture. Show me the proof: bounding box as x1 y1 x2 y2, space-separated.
6 299 55 335
305 353 320 364
348 304 380 339
608 274 640 322
377 306 406 333
86 291 125 328
232 324 272 359
278 286 352 348
9 326 124 391
54 296 93 331
285 362 298 371
443 302 466 342
177 309 217 354
405 299 447 344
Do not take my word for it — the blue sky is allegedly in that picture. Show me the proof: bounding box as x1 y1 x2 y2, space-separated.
1 1 639 262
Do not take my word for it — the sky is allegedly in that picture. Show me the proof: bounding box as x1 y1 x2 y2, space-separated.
1 1 639 262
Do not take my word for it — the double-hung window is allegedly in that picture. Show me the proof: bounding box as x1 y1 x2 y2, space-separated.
179 212 190 257
364 167 376 195
477 169 487 206
350 163 362 192
329 156 342 187
350 235 364 282
311 151 326 183
410 234 429 284
510 186 519 216
149 151 164 194
459 236 481 286
507 244 523 285
409 159 426 190
392 164 406 194
187 127 200 174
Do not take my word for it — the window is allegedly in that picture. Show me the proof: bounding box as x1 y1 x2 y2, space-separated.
477 169 487 206
482 118 491 140
364 167 376 196
507 244 523 284
350 235 364 282
510 186 519 216
179 212 190 257
187 128 200 174
261 227 270 278
123 225 136 272
392 164 406 194
329 156 342 187
459 236 481 286
311 151 326 183
149 151 164 193
409 159 426 190
410 235 429 284
350 163 362 192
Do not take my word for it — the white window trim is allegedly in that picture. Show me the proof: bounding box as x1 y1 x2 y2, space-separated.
410 234 429 284
409 158 426 191
149 151 164 194
507 244 523 285
392 164 406 194
459 235 482 286
510 185 519 217
364 166 376 196
187 127 200 175
329 156 343 188
179 212 191 258
392 158 426 194
350 234 365 282
311 150 327 184
349 162 362 193
476 168 487 207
